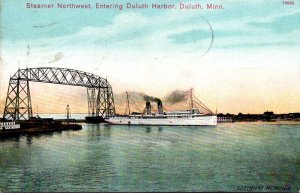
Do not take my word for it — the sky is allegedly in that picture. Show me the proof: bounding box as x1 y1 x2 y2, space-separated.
0 0 300 114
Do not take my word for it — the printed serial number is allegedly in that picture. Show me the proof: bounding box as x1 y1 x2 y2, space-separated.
282 1 294 5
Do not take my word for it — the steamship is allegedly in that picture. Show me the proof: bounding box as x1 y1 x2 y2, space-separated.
105 90 217 126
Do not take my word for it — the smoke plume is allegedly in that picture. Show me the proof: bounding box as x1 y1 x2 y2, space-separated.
143 95 161 103
166 90 189 104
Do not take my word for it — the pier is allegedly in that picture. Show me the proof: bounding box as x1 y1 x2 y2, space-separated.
1 68 116 137
0 117 82 137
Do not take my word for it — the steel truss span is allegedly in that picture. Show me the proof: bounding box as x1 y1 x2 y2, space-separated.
3 67 115 121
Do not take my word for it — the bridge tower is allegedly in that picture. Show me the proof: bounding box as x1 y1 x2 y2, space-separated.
3 69 33 120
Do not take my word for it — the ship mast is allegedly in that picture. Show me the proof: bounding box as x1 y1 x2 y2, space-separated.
124 92 143 115
126 92 130 115
190 88 194 109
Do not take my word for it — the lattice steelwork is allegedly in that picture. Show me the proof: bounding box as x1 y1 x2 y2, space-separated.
3 67 115 121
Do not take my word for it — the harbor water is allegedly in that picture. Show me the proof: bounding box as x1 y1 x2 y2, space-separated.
0 121 299 192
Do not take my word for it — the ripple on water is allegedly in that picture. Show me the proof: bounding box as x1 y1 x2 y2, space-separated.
0 123 299 192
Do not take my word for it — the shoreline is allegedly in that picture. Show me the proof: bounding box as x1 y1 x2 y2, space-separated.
219 120 300 125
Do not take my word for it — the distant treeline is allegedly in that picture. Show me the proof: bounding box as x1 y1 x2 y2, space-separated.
218 111 300 121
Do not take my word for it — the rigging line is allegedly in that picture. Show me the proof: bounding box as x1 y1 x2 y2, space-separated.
129 100 142 113
129 96 140 110
195 101 212 112
163 105 170 111
162 104 170 109
151 104 159 114
193 100 213 113
193 100 209 110
192 95 204 106
194 98 207 108
194 99 209 109
192 94 205 105
142 107 146 115
124 104 128 115
193 94 213 113
128 96 142 112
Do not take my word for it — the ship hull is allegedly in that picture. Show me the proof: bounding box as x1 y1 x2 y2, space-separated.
105 116 217 126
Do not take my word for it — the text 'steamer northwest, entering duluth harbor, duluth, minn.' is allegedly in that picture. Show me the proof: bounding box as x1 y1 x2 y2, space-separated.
25 3 224 10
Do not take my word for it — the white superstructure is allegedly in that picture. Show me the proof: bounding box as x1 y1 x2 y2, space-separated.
105 113 217 126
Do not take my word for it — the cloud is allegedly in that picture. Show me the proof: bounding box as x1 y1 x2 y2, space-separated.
75 12 149 40
49 52 64 63
247 12 300 34
169 29 211 44
32 22 59 28
5 2 299 55
42 10 300 52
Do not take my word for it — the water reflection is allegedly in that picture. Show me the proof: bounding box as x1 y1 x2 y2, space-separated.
86 124 112 139
0 136 21 143
146 127 151 133
26 135 32 146
103 125 111 135
64 132 115 191
110 125 164 133
86 124 102 138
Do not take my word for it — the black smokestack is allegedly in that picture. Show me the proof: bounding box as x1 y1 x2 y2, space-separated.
146 101 151 115
157 99 162 107
157 99 163 115
166 90 188 104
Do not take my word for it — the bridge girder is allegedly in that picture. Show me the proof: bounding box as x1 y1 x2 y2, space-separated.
3 67 115 121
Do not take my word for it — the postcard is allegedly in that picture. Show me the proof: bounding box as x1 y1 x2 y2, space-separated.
0 0 299 192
